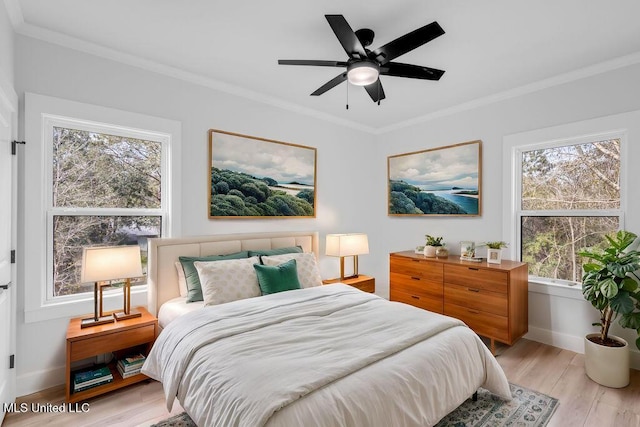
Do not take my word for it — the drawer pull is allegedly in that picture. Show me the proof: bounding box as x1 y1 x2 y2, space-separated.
468 267 479 271
411 295 420 300
467 309 480 314
411 259 420 262
467 287 480 293
411 276 421 281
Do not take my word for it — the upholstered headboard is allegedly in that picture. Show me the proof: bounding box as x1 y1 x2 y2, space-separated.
146 231 320 315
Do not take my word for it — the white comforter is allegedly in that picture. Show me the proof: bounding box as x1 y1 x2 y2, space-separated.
142 284 511 427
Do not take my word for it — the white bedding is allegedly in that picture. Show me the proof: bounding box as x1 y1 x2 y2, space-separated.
157 297 204 329
143 284 511 427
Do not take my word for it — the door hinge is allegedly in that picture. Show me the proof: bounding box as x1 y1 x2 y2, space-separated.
9 354 14 369
11 140 26 155
11 250 15 264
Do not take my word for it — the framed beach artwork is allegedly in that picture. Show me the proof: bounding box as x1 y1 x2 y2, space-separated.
387 140 482 216
208 130 317 218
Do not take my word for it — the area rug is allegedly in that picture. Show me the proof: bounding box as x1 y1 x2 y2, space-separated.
151 383 558 427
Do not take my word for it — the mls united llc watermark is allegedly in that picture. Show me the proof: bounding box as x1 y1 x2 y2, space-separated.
3 402 90 413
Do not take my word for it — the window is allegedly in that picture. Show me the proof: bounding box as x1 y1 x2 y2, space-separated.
519 139 621 283
50 124 163 298
24 93 181 322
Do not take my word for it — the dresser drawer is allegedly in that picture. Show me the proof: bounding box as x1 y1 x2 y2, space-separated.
390 272 443 299
444 284 508 317
444 303 509 342
70 324 156 361
390 256 443 282
391 289 443 314
444 264 508 294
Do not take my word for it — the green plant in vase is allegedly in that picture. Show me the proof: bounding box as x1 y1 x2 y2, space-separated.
424 235 443 257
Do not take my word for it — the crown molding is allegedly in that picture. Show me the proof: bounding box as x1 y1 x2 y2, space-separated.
10 9 640 136
376 51 640 134
14 21 377 134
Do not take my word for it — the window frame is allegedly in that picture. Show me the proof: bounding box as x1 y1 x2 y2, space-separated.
24 93 181 322
503 120 628 288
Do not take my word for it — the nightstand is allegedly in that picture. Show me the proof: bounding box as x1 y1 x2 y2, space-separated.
323 275 375 293
65 306 158 403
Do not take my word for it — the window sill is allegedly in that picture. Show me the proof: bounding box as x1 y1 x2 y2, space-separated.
24 286 149 323
528 277 584 301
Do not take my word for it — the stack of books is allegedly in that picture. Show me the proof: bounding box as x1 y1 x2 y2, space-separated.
73 365 113 392
117 353 146 378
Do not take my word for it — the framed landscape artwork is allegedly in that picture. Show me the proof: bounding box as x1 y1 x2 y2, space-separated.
208 130 317 218
387 140 482 216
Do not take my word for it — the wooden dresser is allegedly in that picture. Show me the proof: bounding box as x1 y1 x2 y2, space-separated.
390 251 528 353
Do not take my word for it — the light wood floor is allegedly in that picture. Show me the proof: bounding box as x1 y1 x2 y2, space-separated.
3 339 640 427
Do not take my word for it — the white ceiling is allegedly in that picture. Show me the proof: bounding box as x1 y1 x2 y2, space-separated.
10 0 640 132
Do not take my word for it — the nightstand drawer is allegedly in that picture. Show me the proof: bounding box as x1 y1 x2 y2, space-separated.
390 256 443 282
390 272 443 299
391 289 443 314
444 284 507 316
444 264 508 294
70 324 156 361
444 302 509 342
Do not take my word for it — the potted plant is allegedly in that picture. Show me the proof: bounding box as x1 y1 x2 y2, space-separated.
579 230 640 388
424 235 443 258
485 241 508 264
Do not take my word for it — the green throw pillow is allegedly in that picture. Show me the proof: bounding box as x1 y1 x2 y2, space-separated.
248 246 303 258
253 259 301 295
179 251 249 302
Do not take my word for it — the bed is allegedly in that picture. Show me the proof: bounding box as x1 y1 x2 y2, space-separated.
142 231 511 426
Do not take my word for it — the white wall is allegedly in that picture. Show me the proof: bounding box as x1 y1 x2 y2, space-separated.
14 35 378 395
12 29 640 393
0 0 14 87
375 62 640 367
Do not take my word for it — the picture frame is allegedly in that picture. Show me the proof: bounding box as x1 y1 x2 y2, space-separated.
387 140 482 216
208 130 317 218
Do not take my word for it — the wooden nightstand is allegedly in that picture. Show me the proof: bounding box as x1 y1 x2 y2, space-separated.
323 275 375 293
65 306 158 403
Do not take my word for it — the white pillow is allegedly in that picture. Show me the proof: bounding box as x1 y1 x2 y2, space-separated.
261 252 322 288
175 262 188 298
194 256 261 306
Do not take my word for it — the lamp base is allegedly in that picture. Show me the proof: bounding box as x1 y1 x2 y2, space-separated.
80 315 115 329
113 309 142 321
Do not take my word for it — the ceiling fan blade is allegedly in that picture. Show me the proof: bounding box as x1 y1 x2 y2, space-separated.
278 60 348 67
325 14 367 59
381 62 445 80
364 79 386 102
372 21 445 65
310 73 347 96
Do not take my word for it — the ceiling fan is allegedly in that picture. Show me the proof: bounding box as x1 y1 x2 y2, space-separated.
278 14 445 104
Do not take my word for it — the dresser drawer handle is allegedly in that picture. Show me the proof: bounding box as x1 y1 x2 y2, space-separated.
468 267 479 271
411 295 420 300
411 259 420 262
467 287 480 293
410 276 421 280
467 309 480 314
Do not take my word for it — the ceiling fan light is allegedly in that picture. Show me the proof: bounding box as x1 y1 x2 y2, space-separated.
347 61 380 86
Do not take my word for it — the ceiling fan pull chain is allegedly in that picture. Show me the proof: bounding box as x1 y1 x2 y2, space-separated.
346 80 349 110
378 79 381 106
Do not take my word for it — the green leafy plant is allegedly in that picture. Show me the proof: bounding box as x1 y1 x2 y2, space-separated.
580 230 640 349
425 235 444 247
485 241 508 249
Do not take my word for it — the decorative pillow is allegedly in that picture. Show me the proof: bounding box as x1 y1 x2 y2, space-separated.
174 262 188 297
194 256 261 306
179 251 250 302
248 246 303 258
260 252 323 288
253 259 301 295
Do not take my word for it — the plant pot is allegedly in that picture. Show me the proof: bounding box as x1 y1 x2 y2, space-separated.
436 247 449 258
584 333 629 388
423 245 437 257
487 248 502 264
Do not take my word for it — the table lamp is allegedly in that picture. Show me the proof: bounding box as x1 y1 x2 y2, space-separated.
80 245 143 328
326 233 369 281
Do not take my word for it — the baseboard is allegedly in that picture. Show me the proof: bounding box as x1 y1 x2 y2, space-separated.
525 326 640 370
17 365 65 397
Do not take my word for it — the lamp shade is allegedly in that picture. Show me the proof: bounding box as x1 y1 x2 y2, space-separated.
81 246 143 283
326 233 369 257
